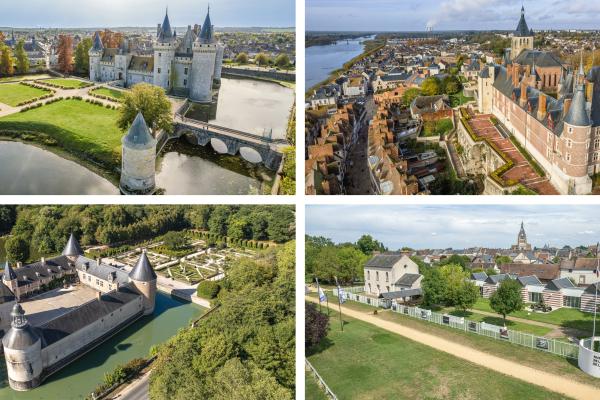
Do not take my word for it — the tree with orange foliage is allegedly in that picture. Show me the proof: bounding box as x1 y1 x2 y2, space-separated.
100 29 124 48
57 35 74 74
0 32 5 42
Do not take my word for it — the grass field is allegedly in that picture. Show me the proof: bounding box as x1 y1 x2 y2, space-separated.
305 373 329 400
0 99 122 169
450 90 475 107
307 295 600 388
307 313 571 400
44 78 90 88
472 298 596 334
90 87 125 101
0 83 50 106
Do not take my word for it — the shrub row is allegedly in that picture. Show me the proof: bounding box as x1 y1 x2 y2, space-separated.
84 98 118 110
19 81 53 92
16 92 54 107
20 103 44 112
89 90 121 103
196 230 269 249
40 80 93 90
459 107 471 120
0 129 58 146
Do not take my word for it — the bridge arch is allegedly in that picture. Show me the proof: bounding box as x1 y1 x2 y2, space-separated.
210 138 229 154
239 147 263 164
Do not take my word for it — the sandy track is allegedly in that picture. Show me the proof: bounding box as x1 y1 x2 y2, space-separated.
306 296 599 400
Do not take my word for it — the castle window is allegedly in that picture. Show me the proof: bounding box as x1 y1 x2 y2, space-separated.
569 127 573 134
386 272 389 282
595 138 600 149
566 152 571 162
367 270 370 280
567 139 572 148
159 53 161 57
376 271 379 281
593 152 599 162
158 68 161 73
184 79 187 86
184 68 188 75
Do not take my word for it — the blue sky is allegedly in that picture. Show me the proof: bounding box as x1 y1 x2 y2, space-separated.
307 0 600 31
306 205 600 249
0 0 294 28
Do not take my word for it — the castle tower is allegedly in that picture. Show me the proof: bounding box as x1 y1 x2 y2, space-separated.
191 7 218 102
88 31 104 82
2 261 18 301
511 6 534 60
120 112 157 195
62 233 83 263
0 278 17 333
2 304 43 391
477 65 495 114
153 9 177 91
128 250 157 315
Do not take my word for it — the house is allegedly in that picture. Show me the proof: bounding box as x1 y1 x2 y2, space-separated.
471 272 488 295
344 75 368 97
542 278 583 310
499 263 559 283
363 252 422 298
409 95 450 120
481 273 514 298
516 275 544 303
559 258 600 286
581 282 600 313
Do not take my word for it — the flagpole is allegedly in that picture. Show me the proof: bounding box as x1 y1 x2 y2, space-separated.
335 276 344 332
592 257 599 349
315 277 322 313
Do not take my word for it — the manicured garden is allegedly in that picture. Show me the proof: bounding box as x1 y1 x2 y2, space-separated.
43 78 92 89
472 297 596 334
0 83 51 107
0 74 53 83
90 87 126 102
0 99 122 172
307 313 571 399
422 118 453 137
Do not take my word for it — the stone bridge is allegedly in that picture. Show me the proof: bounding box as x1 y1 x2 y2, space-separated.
172 115 287 170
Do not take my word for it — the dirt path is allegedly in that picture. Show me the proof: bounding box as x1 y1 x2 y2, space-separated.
306 296 599 400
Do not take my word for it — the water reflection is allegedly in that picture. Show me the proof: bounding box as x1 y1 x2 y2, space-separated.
0 141 118 195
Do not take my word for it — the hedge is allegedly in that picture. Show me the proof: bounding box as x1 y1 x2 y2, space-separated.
197 280 221 299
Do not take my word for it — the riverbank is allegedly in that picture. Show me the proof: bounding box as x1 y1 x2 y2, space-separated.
306 37 386 95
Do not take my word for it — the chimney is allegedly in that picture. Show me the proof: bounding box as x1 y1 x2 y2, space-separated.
520 81 528 105
538 94 547 119
513 65 520 87
564 98 572 116
97 291 102 300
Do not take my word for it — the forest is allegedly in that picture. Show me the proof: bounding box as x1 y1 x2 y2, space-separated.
149 241 295 399
0 205 295 263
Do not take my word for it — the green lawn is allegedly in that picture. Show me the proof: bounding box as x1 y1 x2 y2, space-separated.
0 99 122 169
0 74 53 83
450 90 475 107
422 118 454 137
305 373 328 400
307 313 571 400
447 309 553 336
90 87 125 101
43 78 90 88
472 298 596 334
0 83 51 106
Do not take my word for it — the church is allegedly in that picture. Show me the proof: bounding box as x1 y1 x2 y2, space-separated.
88 8 224 103
477 6 600 194
511 221 532 251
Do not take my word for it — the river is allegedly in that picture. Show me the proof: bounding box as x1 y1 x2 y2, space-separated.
0 78 289 195
306 35 375 89
0 292 205 400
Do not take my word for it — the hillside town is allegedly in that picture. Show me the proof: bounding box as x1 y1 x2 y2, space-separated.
305 6 600 195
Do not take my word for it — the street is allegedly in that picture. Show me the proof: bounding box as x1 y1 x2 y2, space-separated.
344 95 377 195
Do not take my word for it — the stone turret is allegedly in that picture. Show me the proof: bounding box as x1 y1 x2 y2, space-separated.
191 7 218 102
2 304 43 391
153 8 177 90
0 277 17 333
62 233 83 262
128 250 157 315
120 112 157 195
2 261 18 300
89 31 104 81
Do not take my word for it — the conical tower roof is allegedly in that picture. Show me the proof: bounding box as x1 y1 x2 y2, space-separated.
564 84 591 127
199 7 215 43
122 112 156 150
129 250 156 282
0 279 15 304
62 233 83 257
158 8 175 43
2 261 17 281
2 304 40 350
92 31 104 52
514 6 532 37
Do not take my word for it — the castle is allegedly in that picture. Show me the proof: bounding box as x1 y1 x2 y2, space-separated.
89 7 224 102
1 234 157 391
120 112 157 195
477 6 600 194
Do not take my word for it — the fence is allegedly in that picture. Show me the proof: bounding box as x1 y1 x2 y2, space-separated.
330 288 580 359
306 359 338 400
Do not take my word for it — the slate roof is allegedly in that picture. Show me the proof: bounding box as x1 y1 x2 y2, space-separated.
584 282 600 294
0 280 15 304
586 67 600 127
11 256 74 287
514 50 563 69
546 277 576 291
485 273 513 284
2 261 17 281
63 233 83 257
101 48 119 63
92 31 103 52
199 8 215 44
517 275 543 286
562 258 600 271
122 112 156 150
158 10 174 43
471 272 488 281
365 253 404 269
38 286 141 347
129 251 157 282
75 256 129 285
514 6 533 37
394 273 421 287
564 84 591 127
2 304 40 350
381 288 423 299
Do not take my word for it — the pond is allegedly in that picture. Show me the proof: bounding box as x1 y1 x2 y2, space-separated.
0 292 206 400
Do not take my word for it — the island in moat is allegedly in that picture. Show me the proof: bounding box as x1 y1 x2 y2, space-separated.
0 5 296 195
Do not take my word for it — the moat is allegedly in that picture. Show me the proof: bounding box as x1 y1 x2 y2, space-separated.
0 77 291 195
0 292 205 400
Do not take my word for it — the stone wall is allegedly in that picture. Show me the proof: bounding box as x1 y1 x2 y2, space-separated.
221 66 295 82
191 45 216 102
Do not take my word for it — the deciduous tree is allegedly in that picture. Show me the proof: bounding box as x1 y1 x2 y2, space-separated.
255 53 270 66
490 279 524 325
57 35 74 74
274 54 290 69
305 303 329 349
421 76 442 96
235 52 248 64
118 83 173 134
0 44 15 76
14 39 29 74
5 236 29 263
74 37 92 74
